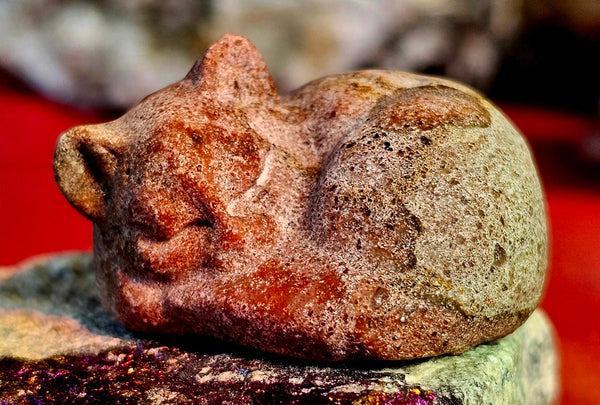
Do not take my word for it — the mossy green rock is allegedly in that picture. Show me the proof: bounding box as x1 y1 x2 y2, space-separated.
0 254 558 404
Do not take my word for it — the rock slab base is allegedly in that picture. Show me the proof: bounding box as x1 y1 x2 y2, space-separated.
0 254 558 404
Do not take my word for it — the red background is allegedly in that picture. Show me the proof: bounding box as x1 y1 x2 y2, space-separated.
0 87 598 403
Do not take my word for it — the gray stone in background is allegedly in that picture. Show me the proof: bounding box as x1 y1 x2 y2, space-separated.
0 254 558 404
0 0 523 109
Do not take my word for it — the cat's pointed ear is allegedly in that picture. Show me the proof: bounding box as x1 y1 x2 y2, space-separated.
186 34 277 103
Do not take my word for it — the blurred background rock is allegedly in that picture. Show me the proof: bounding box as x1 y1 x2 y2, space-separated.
2 0 596 114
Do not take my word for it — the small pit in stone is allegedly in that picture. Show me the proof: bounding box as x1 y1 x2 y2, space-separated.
371 287 389 309
493 243 507 267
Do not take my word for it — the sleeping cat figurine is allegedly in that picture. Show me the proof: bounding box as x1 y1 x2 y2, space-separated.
54 34 547 361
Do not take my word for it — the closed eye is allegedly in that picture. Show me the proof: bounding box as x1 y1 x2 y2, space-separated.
132 213 214 243
186 218 214 229
152 216 214 242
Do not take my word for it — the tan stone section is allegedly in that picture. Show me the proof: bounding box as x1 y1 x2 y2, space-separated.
404 105 547 317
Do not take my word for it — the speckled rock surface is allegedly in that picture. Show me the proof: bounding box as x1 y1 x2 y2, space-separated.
0 254 558 404
53 35 548 361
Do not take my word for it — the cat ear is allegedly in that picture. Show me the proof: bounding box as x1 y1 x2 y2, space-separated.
54 124 118 222
186 34 277 103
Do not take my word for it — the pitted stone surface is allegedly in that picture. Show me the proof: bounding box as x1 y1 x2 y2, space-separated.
53 35 548 360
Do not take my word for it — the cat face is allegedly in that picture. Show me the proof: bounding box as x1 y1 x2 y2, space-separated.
55 35 278 277
54 36 287 330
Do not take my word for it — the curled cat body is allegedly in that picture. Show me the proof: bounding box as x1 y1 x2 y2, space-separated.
54 34 547 361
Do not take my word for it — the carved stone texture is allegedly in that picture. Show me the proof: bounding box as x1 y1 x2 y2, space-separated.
54 35 548 361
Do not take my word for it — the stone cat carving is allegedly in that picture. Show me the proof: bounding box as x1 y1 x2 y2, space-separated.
54 34 547 360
